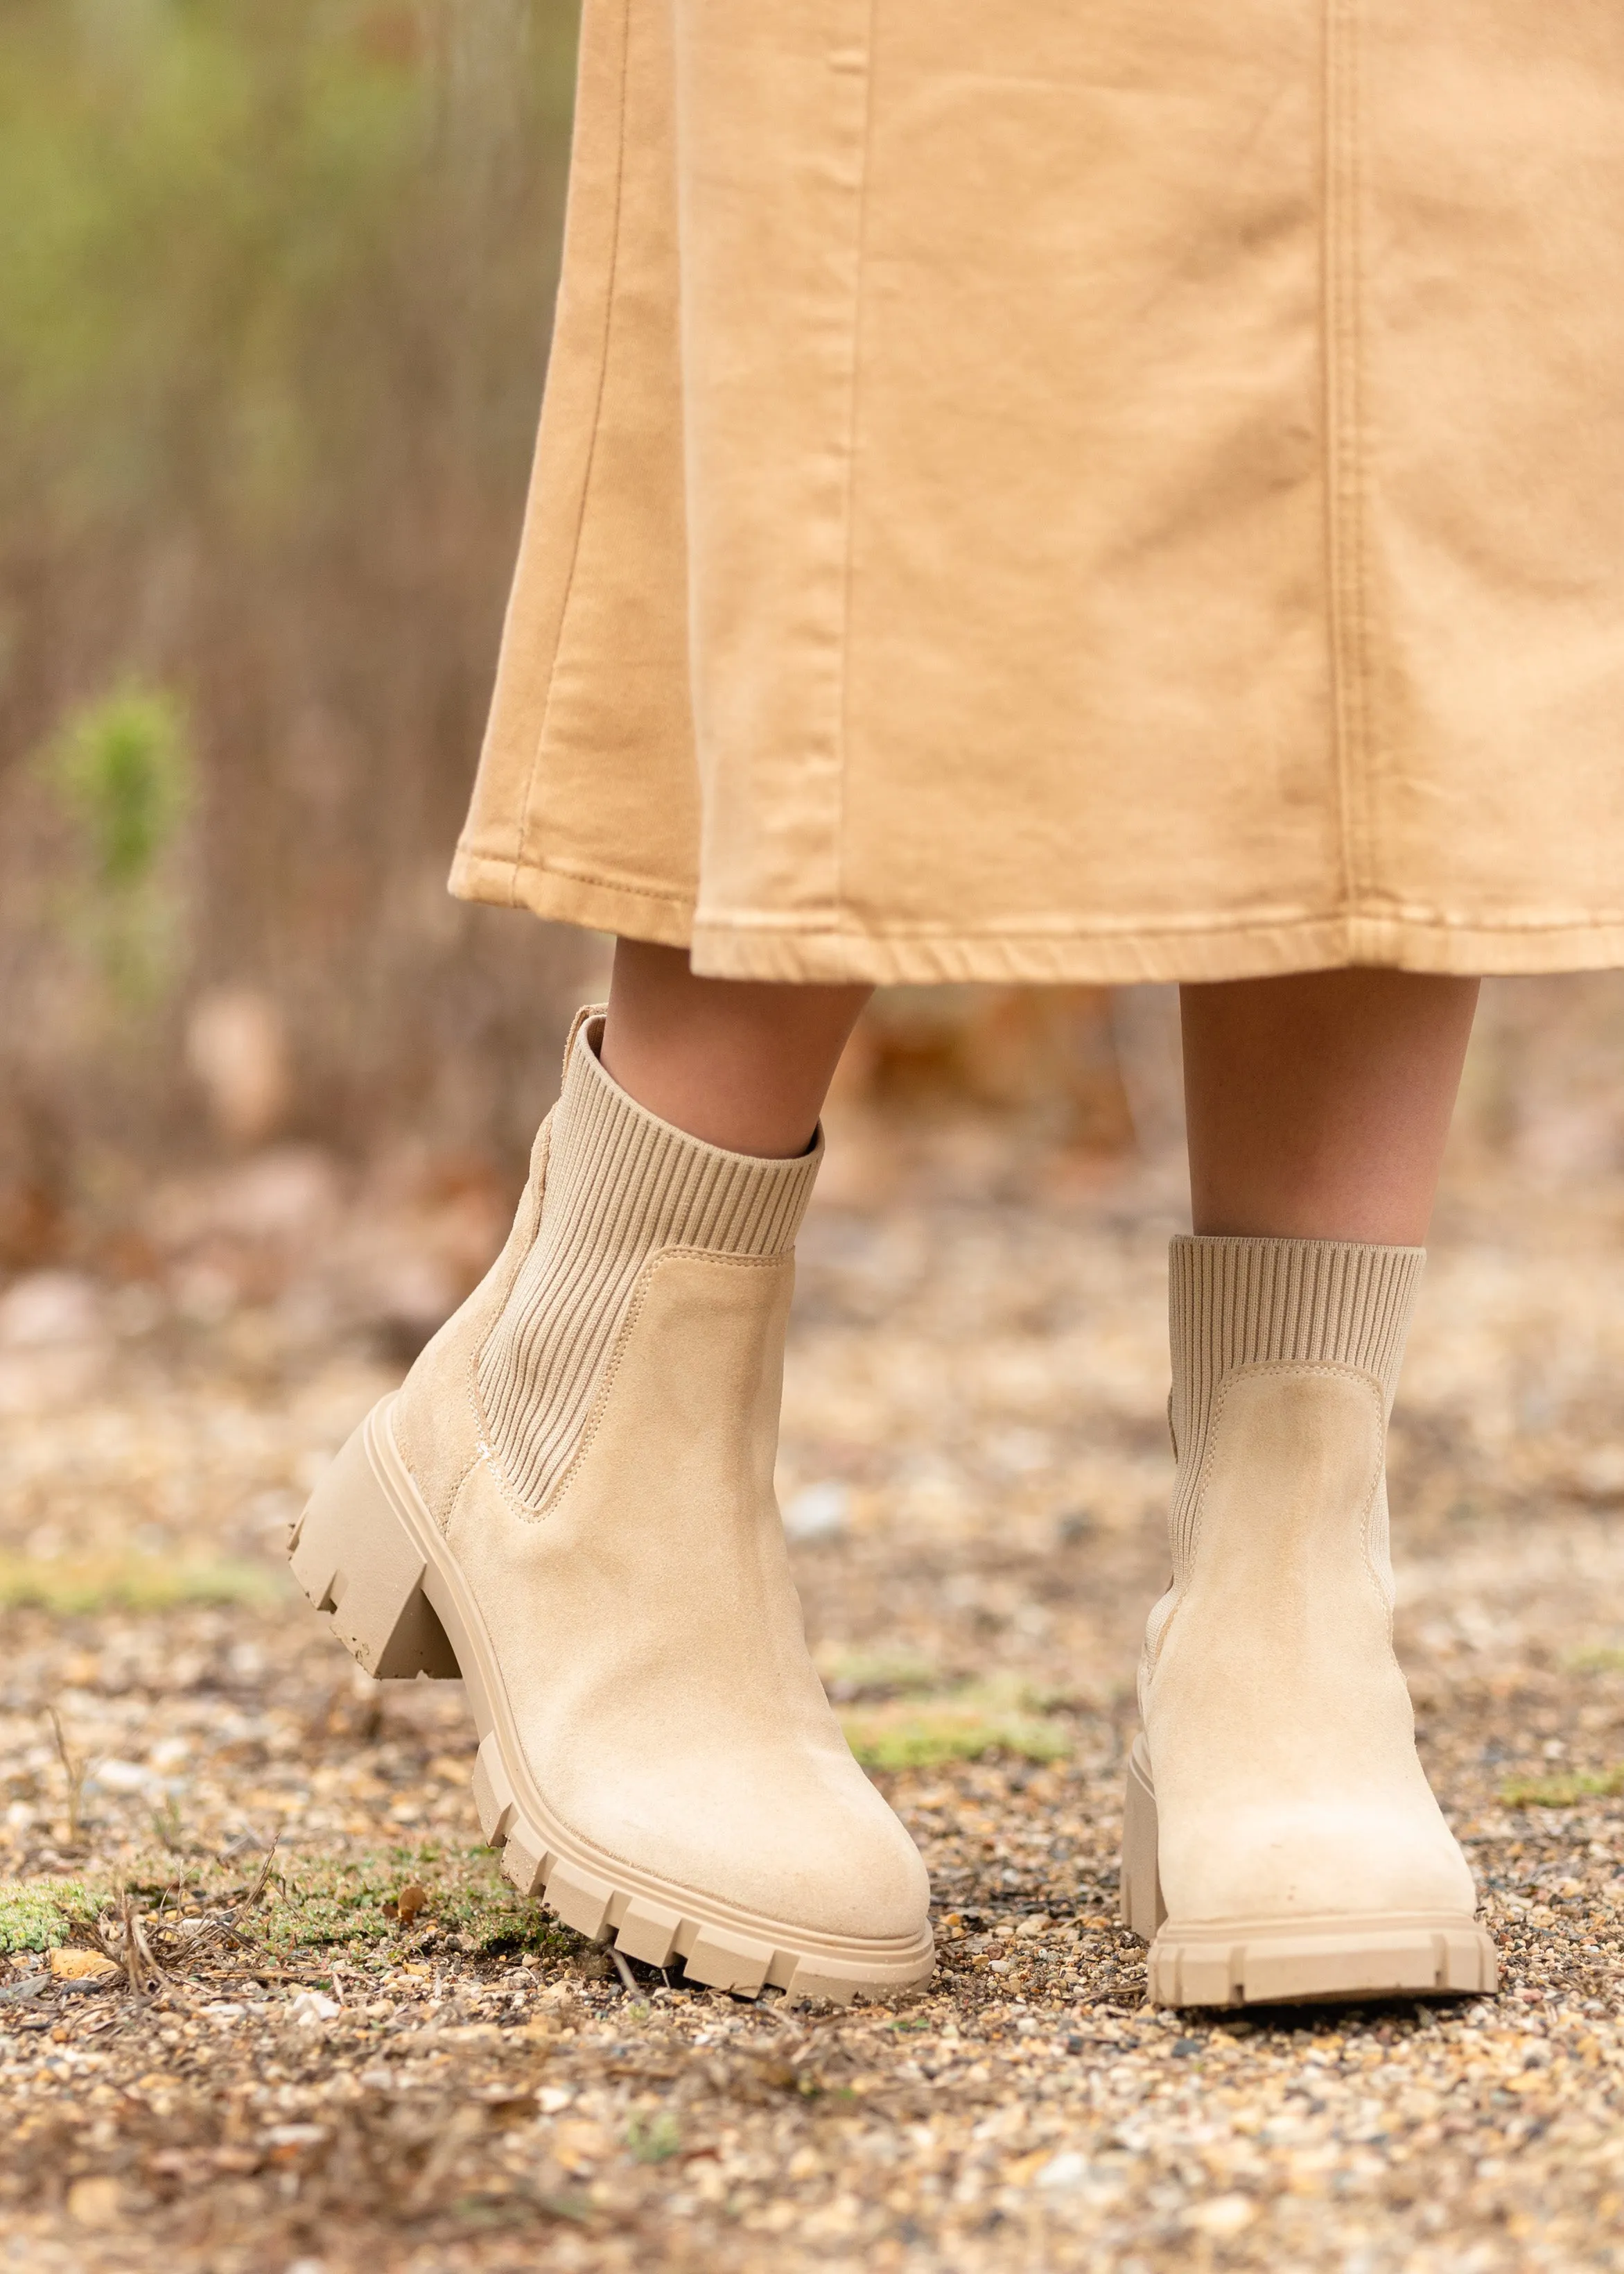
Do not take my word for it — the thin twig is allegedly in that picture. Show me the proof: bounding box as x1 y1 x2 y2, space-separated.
116 1888 146 1998
609 1947 640 1996
195 1963 336 1986
130 1911 171 1991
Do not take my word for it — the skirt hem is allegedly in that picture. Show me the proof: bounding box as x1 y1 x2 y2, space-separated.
449 849 1624 984
448 846 695 952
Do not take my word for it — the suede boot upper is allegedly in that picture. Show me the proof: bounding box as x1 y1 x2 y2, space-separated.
348 1008 930 1968
1142 1234 1480 1928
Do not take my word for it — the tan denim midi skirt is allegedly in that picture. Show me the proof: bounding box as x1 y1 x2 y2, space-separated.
451 0 1624 985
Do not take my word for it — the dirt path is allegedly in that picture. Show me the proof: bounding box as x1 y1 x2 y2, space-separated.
5 1127 1624 2271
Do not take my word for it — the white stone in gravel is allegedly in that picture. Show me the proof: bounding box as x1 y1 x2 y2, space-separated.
783 1482 850 1540
91 1759 155 1794
1183 2193 1257 2235
288 1992 340 2026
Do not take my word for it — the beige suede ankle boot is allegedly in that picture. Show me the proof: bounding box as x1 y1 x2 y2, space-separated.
1122 1235 1496 2006
291 1008 932 2001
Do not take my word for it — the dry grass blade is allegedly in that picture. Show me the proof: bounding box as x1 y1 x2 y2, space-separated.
105 1886 171 1999
243 1841 280 1907
115 1889 145 1996
46 1705 90 1848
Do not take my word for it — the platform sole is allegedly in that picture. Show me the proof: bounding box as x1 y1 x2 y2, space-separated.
1120 1735 1498 2007
290 1398 934 2004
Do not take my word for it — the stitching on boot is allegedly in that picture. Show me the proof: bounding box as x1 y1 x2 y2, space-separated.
477 1246 790 1526
430 1120 553 1533
1151 1359 1389 1676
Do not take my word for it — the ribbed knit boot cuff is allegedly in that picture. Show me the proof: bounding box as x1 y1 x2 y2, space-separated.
1169 1234 1424 1456
477 1012 821 1510
557 1014 823 1258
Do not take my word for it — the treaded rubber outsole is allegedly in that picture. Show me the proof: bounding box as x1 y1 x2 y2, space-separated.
1120 1734 1499 2007
289 1398 935 2004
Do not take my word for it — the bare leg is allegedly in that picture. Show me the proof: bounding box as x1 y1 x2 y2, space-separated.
599 939 871 1158
1181 969 1479 1243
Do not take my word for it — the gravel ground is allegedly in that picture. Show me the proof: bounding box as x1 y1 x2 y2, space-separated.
5 1106 1624 2272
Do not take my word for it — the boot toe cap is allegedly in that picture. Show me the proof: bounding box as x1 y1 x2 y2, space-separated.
561 1744 931 1944
1161 1796 1479 1925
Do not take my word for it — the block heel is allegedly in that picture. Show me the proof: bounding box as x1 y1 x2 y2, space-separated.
1119 1735 1167 1941
290 1403 460 1681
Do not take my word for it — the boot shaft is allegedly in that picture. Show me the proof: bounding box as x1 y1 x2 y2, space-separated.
1167 1234 1424 1586
481 1007 821 1511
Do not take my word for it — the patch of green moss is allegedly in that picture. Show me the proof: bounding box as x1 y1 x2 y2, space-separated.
1501 1766 1624 1809
0 1554 282 1616
1564 1647 1624 1675
816 1647 943 1700
0 1880 105 1952
253 1846 575 1960
2 1848 581 1968
841 1683 1069 1771
626 2112 681 2164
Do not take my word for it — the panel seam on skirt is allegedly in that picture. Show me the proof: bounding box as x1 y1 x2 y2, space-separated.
1344 0 1378 903
833 0 880 932
514 0 634 898
1322 0 1366 920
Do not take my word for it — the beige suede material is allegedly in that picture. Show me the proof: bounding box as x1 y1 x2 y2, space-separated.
1142 1237 1478 1927
445 1247 928 1938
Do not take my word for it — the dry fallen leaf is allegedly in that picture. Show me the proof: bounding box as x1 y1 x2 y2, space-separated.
395 1880 428 1927
49 1947 120 1983
65 2176 123 2229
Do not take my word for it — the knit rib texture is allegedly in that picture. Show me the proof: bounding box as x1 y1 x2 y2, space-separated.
1166 1235 1424 1579
479 1014 821 1510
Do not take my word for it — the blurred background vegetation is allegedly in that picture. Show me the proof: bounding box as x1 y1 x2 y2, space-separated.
1 0 1621 1323
0 0 598 1271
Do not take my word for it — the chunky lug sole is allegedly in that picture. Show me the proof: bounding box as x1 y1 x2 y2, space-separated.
1121 1735 1497 2007
290 1397 934 2004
